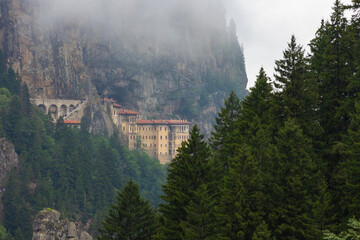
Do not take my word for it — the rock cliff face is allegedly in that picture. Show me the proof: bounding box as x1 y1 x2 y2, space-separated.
32 209 93 240
0 138 18 185
0 0 248 135
0 137 18 221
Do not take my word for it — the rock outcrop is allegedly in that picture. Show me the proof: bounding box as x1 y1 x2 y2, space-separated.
0 137 18 220
32 208 93 240
0 138 18 185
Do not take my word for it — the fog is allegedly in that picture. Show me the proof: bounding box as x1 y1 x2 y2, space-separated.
38 0 229 50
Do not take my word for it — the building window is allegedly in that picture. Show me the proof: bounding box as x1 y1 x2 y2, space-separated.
150 144 152 147
161 144 162 147
160 152 162 155
165 136 167 140
155 144 156 147
160 136 162 140
165 144 167 147
143 136 144 140
160 127 162 131
165 127 167 131
123 127 125 131
154 136 156 139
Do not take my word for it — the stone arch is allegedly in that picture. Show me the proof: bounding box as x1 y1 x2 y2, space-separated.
60 104 67 117
38 104 46 113
49 104 58 119
69 104 75 112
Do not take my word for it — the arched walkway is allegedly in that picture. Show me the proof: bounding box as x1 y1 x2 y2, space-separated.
49 105 58 120
60 104 67 117
38 104 46 113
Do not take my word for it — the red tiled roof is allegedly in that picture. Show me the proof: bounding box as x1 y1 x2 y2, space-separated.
102 98 116 103
136 119 191 125
118 109 140 115
64 120 81 124
113 103 122 108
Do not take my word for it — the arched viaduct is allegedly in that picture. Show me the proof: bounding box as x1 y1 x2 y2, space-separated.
30 98 87 121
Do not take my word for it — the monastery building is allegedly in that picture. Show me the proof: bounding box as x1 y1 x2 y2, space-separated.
102 98 191 164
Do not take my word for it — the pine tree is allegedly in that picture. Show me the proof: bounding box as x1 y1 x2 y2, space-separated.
309 0 353 147
215 68 274 240
210 90 241 173
268 120 324 240
252 221 274 240
98 179 156 240
274 35 319 138
334 100 360 228
157 125 211 240
309 1 358 230
182 184 219 240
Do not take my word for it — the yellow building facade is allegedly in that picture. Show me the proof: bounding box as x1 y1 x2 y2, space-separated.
102 99 191 164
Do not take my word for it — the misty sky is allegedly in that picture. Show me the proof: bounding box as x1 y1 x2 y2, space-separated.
224 0 353 89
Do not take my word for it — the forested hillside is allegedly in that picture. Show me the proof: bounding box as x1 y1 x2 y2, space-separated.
0 53 166 239
97 1 360 239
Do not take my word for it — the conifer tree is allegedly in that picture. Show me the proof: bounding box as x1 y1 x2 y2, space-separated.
268 120 325 240
309 0 352 147
210 90 241 173
181 184 219 240
334 100 360 227
252 222 274 240
274 35 319 138
157 125 210 240
98 179 156 240
215 68 274 240
309 1 357 229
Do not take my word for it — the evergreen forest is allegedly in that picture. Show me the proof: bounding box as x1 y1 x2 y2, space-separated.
0 53 166 239
99 1 360 239
1 0 360 239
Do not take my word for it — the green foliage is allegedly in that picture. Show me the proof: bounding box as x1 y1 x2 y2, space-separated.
0 51 166 239
0 225 8 240
98 179 156 240
323 217 360 239
252 222 274 240
182 184 219 240
157 125 211 239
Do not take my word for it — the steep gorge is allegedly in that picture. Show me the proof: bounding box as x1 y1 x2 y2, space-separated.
0 0 248 135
